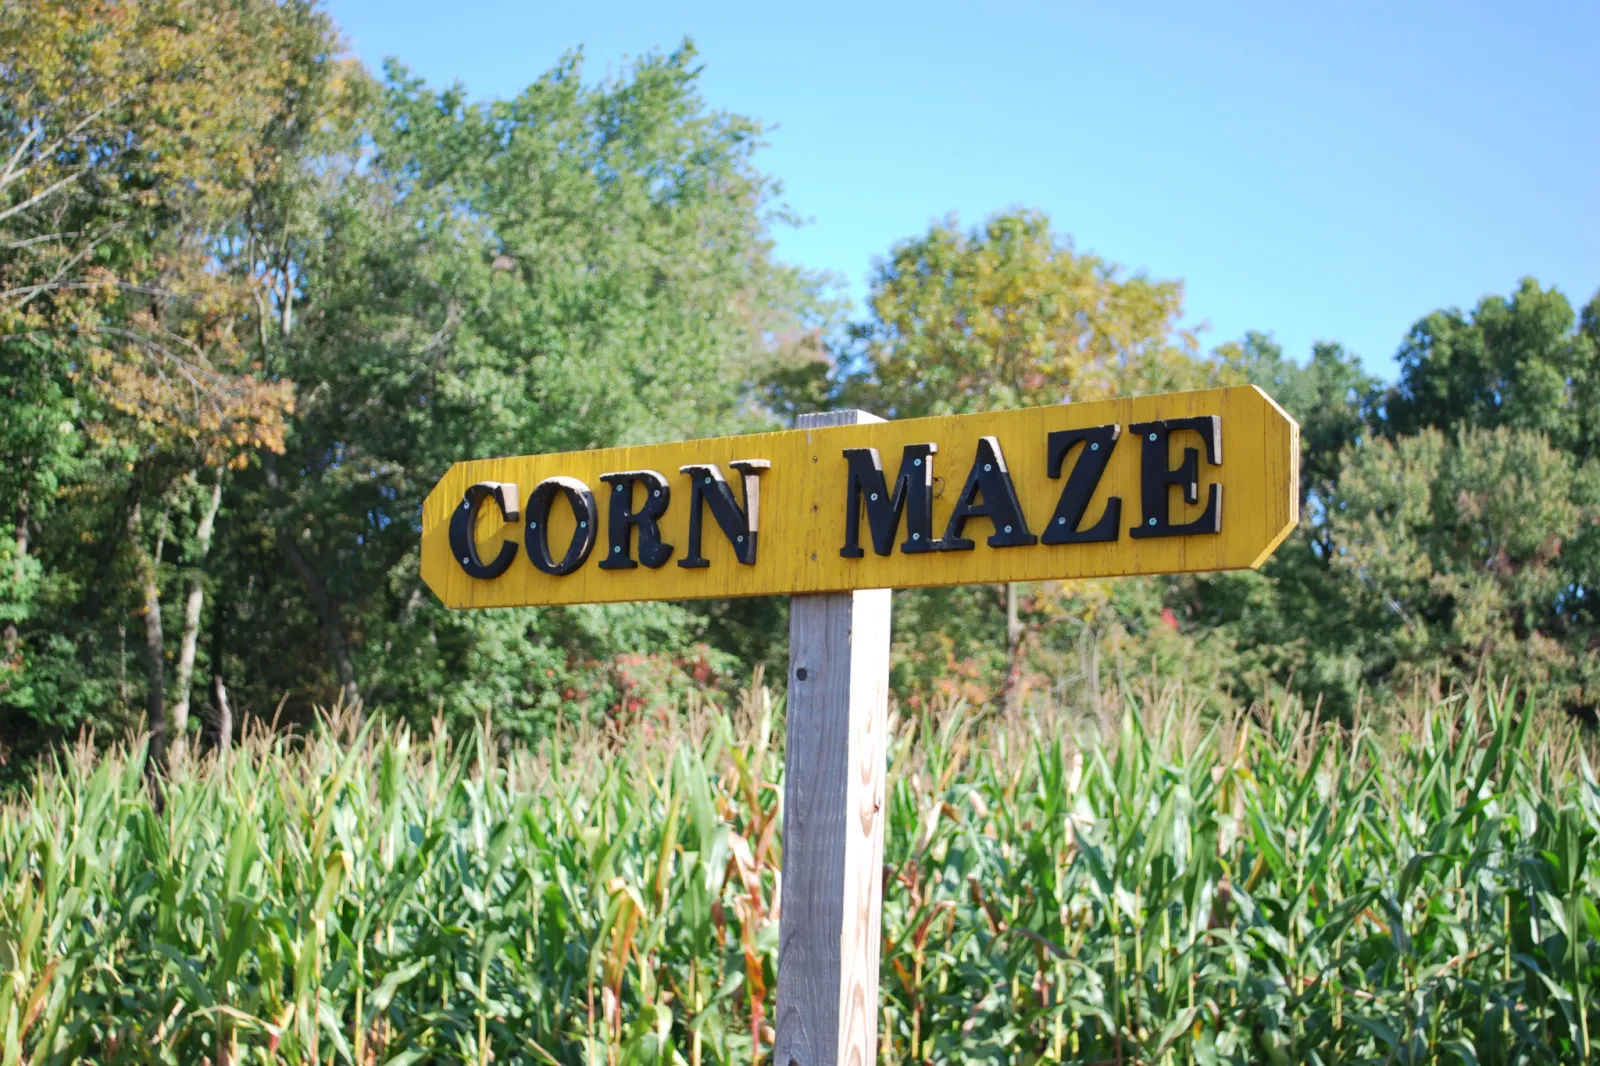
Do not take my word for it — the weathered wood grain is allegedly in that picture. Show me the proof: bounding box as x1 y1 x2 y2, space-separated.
774 409 892 1066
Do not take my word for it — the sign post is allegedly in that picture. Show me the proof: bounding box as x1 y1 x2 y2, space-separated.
775 410 893 1066
421 385 1300 1065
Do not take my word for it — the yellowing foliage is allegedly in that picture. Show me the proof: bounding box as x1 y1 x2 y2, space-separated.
856 210 1208 418
0 0 346 462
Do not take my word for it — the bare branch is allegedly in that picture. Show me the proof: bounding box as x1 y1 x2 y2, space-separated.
91 326 244 415
0 167 87 228
0 101 119 194
1 223 129 312
0 124 40 189
0 277 181 307
2 229 87 251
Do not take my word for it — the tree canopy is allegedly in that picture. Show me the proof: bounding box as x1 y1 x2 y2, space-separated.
2 0 1595 774
849 210 1203 418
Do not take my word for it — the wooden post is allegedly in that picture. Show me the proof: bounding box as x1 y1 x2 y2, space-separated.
775 410 893 1066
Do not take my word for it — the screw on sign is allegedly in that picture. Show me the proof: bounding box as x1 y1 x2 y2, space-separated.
421 385 1299 1066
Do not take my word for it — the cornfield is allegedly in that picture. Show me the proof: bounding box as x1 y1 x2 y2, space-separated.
2 678 1597 1064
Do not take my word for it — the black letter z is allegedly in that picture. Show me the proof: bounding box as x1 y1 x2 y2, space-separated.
1041 424 1121 544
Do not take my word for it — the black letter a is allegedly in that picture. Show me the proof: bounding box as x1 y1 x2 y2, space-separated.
939 436 1037 551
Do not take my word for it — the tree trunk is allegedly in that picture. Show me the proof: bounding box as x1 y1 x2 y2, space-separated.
261 451 362 716
80 468 148 653
117 623 127 712
169 469 224 765
1006 583 1022 656
135 501 168 777
258 240 357 715
285 534 363 716
1003 583 1025 713
12 497 27 559
212 672 233 755
2 500 21 658
207 570 233 754
280 259 294 340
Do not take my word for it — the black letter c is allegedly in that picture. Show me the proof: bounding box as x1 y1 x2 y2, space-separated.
449 482 521 579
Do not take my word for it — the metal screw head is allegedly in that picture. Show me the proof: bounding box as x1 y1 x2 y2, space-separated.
580 521 587 528
737 535 744 542
912 532 921 540
460 556 469 565
615 484 623 492
1148 517 1157 526
1057 517 1066 525
704 477 712 485
1149 432 1158 441
984 464 992 471
1091 442 1099 451
870 493 878 501
461 501 469 510
913 458 922 466
653 490 659 497
613 545 621 553
529 520 537 529
1004 525 1012 533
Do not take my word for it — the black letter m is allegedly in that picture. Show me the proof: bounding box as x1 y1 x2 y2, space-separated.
841 443 939 557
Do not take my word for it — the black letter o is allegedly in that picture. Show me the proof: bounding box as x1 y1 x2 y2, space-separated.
525 476 598 576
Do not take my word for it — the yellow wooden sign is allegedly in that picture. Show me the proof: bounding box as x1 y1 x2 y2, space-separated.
420 385 1298 609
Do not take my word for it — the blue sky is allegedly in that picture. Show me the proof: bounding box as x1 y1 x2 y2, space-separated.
324 0 1598 378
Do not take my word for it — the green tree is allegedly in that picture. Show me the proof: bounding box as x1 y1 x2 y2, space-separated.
1327 425 1599 713
211 45 826 738
1181 285 1600 721
0 0 330 767
1387 277 1600 460
850 209 1203 419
